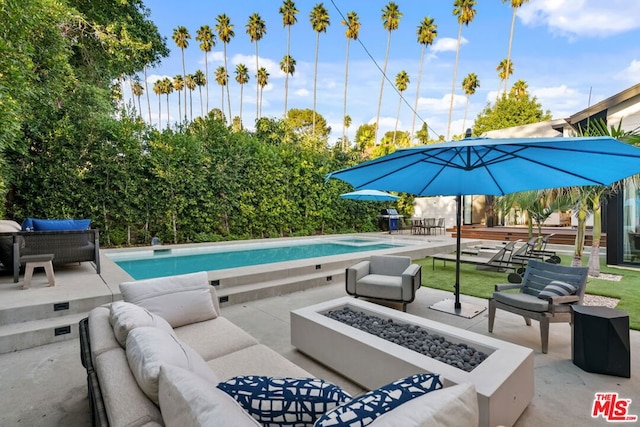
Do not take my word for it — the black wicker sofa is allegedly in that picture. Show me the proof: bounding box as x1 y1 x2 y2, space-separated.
0 229 100 282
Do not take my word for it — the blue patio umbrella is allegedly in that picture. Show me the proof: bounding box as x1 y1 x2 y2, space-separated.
327 136 640 317
340 189 399 202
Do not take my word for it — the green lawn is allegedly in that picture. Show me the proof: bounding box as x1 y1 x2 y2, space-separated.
416 255 640 330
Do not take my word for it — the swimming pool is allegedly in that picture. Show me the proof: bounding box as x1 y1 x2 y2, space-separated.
107 237 411 280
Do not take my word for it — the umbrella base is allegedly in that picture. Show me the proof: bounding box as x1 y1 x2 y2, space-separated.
429 298 486 319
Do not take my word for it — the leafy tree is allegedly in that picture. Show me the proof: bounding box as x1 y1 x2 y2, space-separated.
215 14 235 124
412 16 437 139
355 123 377 152
196 25 215 113
473 90 551 135
309 3 330 135
279 0 299 116
447 0 477 140
341 11 360 143
285 108 331 147
510 79 527 98
375 2 402 144
246 13 266 122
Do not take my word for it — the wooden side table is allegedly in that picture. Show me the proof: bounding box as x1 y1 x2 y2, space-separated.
21 254 56 289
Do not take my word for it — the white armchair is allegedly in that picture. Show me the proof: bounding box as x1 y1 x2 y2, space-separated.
346 255 422 311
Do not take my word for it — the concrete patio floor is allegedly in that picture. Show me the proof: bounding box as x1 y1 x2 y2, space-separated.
0 279 638 426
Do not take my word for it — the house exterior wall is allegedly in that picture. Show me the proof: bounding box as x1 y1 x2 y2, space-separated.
607 95 640 131
413 196 458 230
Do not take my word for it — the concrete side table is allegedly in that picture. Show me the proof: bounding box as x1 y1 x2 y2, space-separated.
572 305 630 378
21 254 56 289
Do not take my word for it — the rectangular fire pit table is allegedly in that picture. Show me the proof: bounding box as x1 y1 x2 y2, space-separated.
291 297 533 427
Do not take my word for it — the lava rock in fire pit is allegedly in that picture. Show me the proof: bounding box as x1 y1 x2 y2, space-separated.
324 306 488 372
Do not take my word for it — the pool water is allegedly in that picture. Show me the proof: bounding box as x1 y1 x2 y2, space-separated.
109 238 405 280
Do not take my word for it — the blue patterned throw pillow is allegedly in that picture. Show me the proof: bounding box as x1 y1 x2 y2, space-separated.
314 373 442 427
538 280 578 301
217 376 352 426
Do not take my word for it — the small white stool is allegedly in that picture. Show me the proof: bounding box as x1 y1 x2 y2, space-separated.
21 254 55 289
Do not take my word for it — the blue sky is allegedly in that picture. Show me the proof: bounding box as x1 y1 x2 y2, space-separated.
136 0 640 143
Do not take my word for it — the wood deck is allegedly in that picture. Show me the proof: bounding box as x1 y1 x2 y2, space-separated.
450 225 607 247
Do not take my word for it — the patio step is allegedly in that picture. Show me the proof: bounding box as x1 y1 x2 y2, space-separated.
0 312 87 354
216 268 346 307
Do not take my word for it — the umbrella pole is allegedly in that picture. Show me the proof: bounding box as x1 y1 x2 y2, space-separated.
455 195 462 309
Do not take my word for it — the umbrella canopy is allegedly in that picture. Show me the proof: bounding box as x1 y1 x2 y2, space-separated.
340 189 399 201
327 136 640 316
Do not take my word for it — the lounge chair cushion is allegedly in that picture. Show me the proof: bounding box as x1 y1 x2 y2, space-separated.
217 376 352 426
357 275 403 300
537 280 578 301
25 218 91 231
369 255 410 276
493 291 549 312
126 326 219 404
120 271 217 328
315 373 442 427
369 383 479 427
109 301 175 348
158 365 260 427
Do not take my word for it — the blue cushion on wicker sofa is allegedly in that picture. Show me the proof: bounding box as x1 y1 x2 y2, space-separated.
28 218 91 231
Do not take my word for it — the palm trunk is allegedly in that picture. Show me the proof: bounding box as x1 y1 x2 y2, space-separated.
177 90 182 123
137 96 143 120
157 95 162 129
447 23 463 141
189 89 193 121
204 51 209 113
374 31 392 144
504 8 517 90
255 42 260 121
224 44 232 124
239 85 244 129
588 193 602 276
412 44 426 139
462 96 470 134
181 49 187 121
199 87 204 118
342 38 351 146
144 66 152 123
165 94 170 129
573 204 588 267
221 86 225 118
284 26 290 117
312 32 319 135
393 94 401 146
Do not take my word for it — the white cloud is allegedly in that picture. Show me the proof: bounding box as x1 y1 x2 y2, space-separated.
615 60 640 83
519 0 640 38
531 84 578 99
417 93 467 112
430 37 467 54
294 88 310 97
147 74 170 84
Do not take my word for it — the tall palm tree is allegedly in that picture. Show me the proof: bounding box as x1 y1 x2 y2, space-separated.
161 77 173 128
195 25 215 113
172 75 184 123
131 77 144 119
461 72 479 134
502 0 529 90
309 3 330 135
447 0 477 140
235 63 250 129
144 66 152 123
510 78 527 99
412 16 437 139
185 74 196 121
496 58 514 99
257 67 269 118
215 14 235 124
279 0 299 116
246 13 266 122
153 80 162 129
193 69 206 118
341 11 360 142
375 2 402 144
172 26 191 121
344 114 352 146
393 70 410 146
280 55 296 116
215 66 228 116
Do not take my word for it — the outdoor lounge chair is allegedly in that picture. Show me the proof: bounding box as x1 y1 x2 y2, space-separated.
430 239 520 272
346 255 421 312
488 259 588 354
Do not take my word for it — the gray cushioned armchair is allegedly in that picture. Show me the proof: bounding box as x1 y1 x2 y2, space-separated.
346 255 422 311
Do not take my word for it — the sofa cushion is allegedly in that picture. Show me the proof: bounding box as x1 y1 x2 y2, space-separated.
208 344 313 381
126 327 219 404
109 301 175 348
120 271 217 328
538 280 578 301
159 365 260 427
314 373 442 427
0 220 21 232
174 317 258 361
88 306 121 361
29 218 91 231
218 376 352 426
368 383 479 427
369 255 410 276
493 291 549 312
